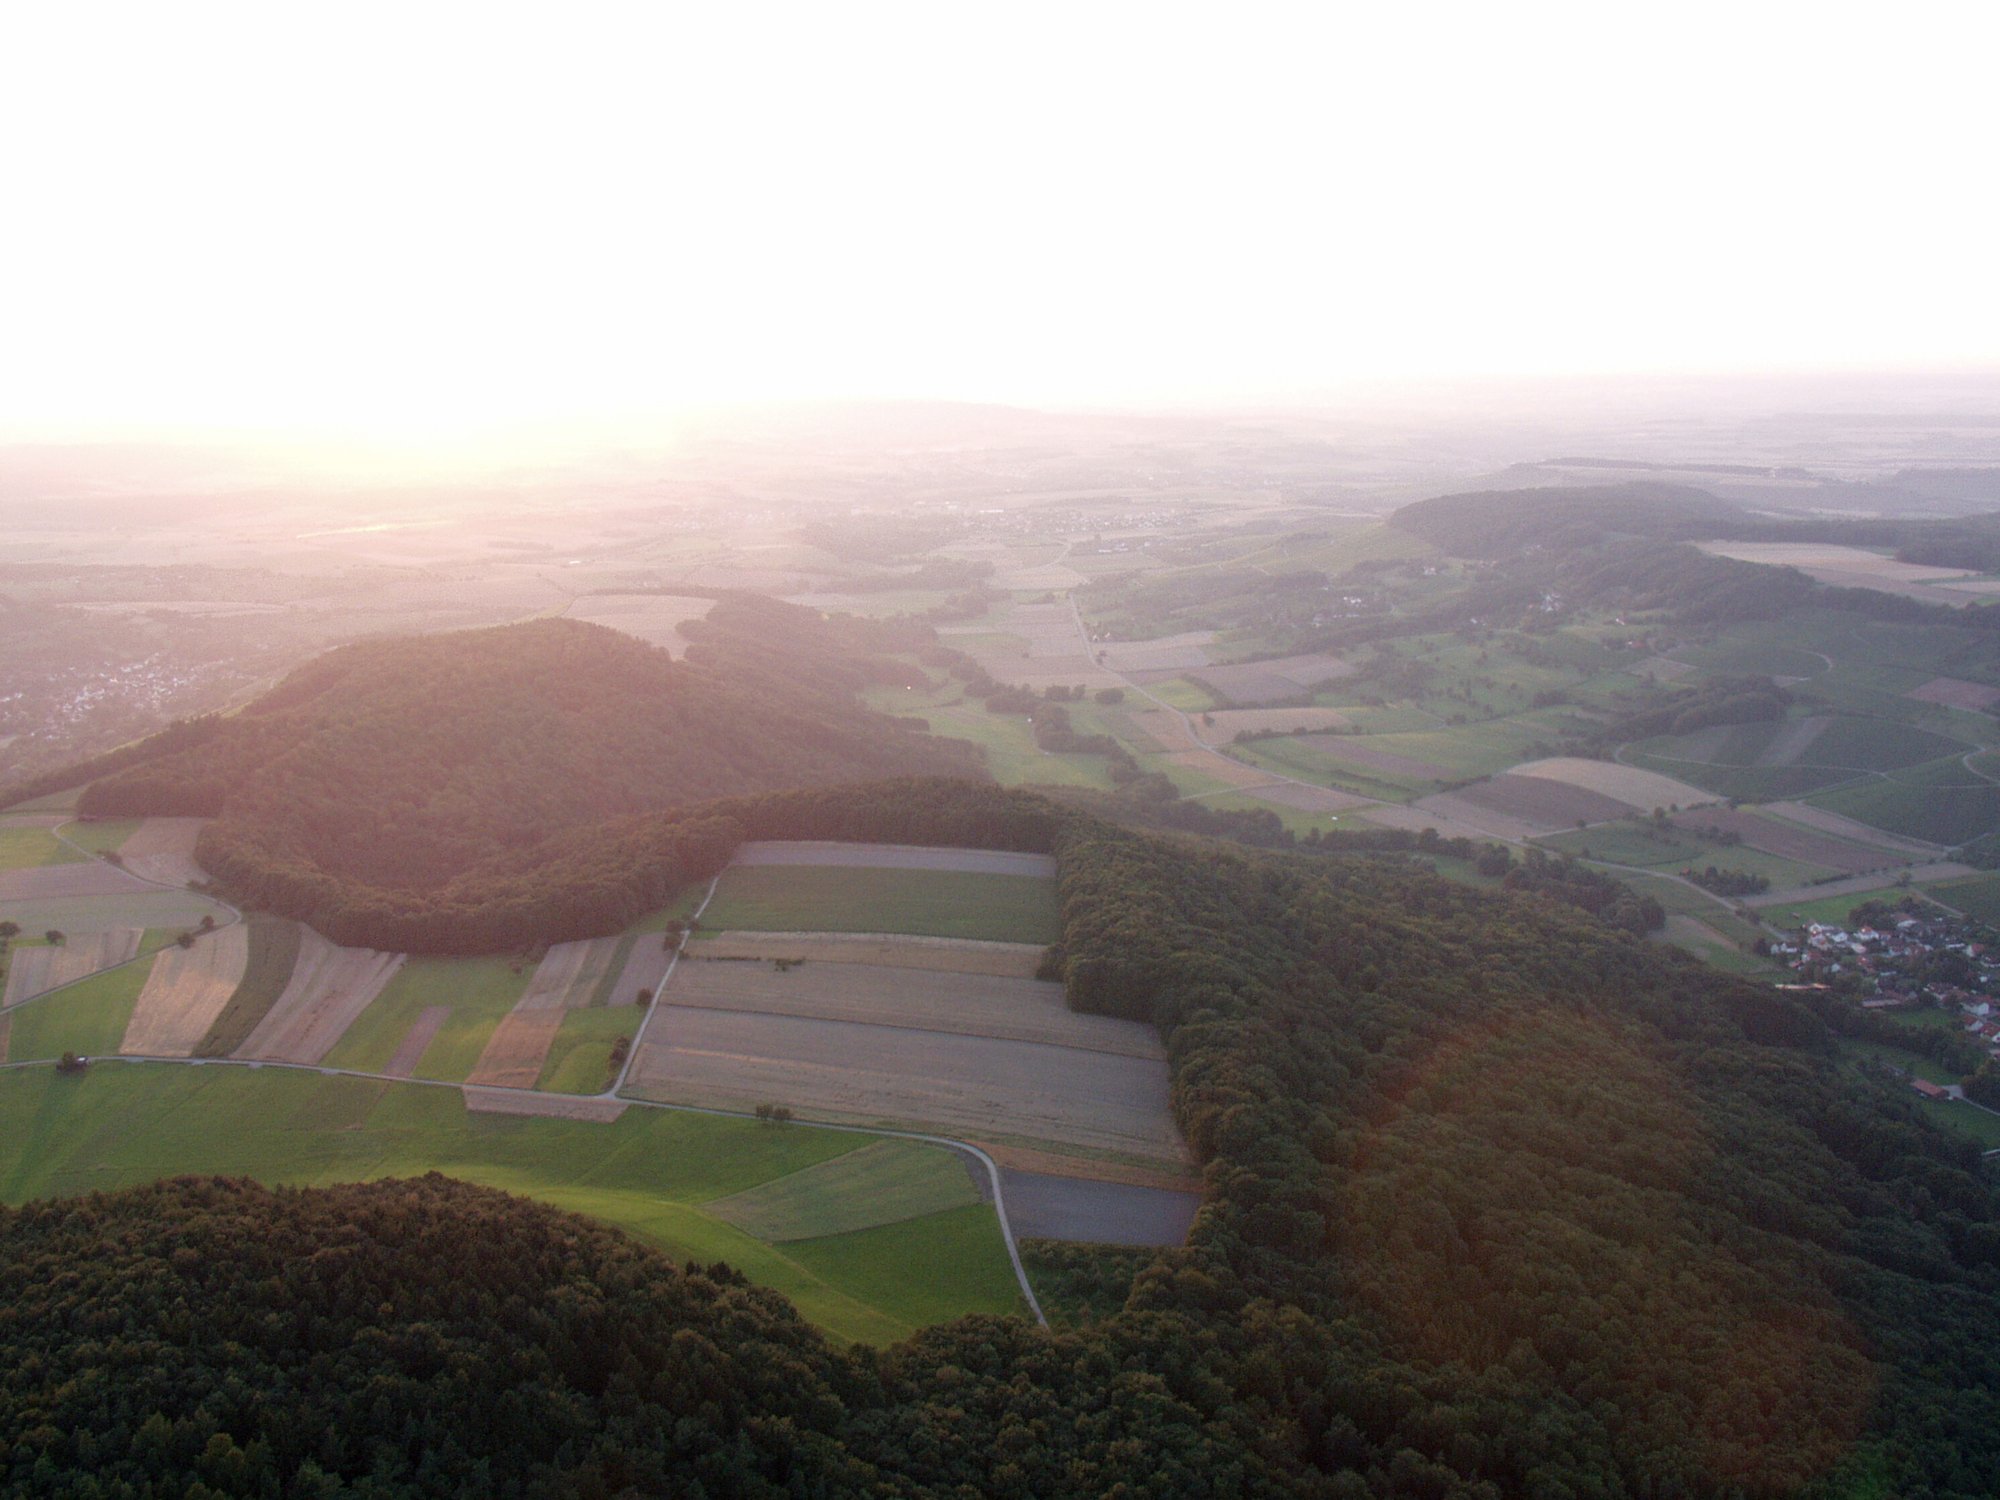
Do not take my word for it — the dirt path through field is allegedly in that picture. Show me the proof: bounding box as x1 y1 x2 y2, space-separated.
2 929 143 1006
235 930 404 1064
119 923 250 1056
462 1086 627 1122
384 1005 451 1076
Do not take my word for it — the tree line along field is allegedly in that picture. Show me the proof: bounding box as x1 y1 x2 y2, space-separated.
0 1063 1019 1345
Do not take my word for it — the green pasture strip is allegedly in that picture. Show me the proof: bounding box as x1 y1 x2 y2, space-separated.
896 699 1114 790
535 1007 636 1093
1923 874 2000 924
1873 1005 1969 1036
1233 737 1434 800
1840 1037 1961 1088
1762 886 1951 931
4 961 150 1060
1194 789 1336 837
195 916 302 1057
782 1202 1022 1331
700 864 1060 945
1914 1096 2000 1150
1539 824 1836 888
0 1066 1014 1343
584 934 638 1007
0 825 85 871
58 818 145 855
705 1138 980 1242
1808 756 2000 846
322 955 534 1081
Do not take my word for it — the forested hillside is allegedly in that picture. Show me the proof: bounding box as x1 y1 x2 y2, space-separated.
14 780 1994 1496
45 602 976 943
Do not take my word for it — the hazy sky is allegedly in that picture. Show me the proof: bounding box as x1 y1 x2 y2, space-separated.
5 2 1996 439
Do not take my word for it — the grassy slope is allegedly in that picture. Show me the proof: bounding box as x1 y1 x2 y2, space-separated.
5 962 150 1060
0 1065 1018 1343
323 956 533 1080
706 1139 980 1241
0 825 84 871
58 818 144 856
536 1007 636 1093
700 865 1060 944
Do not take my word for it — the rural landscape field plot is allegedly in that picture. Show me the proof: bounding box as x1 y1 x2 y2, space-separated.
0 817 83 871
562 592 714 653
238 930 405 1066
465 937 621 1088
0 1065 1019 1344
690 930 1046 978
1806 757 2000 846
700 864 1061 945
322 953 526 1079
3 960 151 1061
114 817 210 887
118 922 251 1056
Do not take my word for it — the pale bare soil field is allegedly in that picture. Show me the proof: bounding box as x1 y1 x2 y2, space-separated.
1761 802 1945 857
1097 632 1216 673
0 862 151 902
631 1007 1186 1162
466 937 622 1088
2 929 142 1006
1194 708 1350 744
1452 775 1634 831
664 958 1158 1058
462 1086 628 1122
1697 542 1982 602
1510 757 1719 810
235 930 405 1064
563 593 715 654
1244 783 1374 813
1907 676 2000 712
1406 793 1552 843
1157 750 1283 788
1130 709 1194 751
734 841 1058 878
690 931 1047 979
1671 808 1905 873
116 817 210 887
384 1005 451 1076
1294 736 1454 780
118 922 250 1056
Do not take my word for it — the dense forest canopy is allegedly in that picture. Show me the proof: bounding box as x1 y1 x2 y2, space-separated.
6 780 2000 1493
38 602 977 943
1388 483 1749 558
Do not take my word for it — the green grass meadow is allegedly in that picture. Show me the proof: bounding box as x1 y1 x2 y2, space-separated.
0 823 84 871
324 956 533 1080
0 1064 1022 1344
700 864 1060 944
4 961 150 1060
536 1006 638 1093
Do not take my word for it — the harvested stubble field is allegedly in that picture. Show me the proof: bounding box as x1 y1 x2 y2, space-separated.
0 1065 1019 1344
1096 632 1215 673
1192 652 1352 706
3 928 142 1007
466 937 623 1088
235 930 405 1065
1242 782 1373 814
118 922 250 1056
1670 807 1909 874
0 861 152 903
700 864 1060 945
115 817 209 887
1908 676 2000 712
1450 774 1635 832
630 1006 1185 1163
194 917 302 1058
1509 757 1717 810
664 957 1156 1057
690 931 1047 979
1408 792 1556 843
1156 749 1283 790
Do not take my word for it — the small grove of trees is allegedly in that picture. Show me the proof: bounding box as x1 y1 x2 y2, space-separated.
752 1103 793 1124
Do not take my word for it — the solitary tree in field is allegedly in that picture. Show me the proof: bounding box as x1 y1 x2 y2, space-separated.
45 930 64 947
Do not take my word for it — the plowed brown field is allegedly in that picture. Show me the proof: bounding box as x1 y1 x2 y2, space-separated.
119 922 250 1056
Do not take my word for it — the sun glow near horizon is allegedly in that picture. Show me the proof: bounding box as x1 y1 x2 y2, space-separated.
4 1 1997 445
